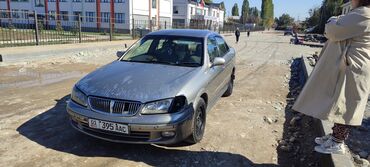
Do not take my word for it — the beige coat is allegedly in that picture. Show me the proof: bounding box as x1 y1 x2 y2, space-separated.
293 6 370 126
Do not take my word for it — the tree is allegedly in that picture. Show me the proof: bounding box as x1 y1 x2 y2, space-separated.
261 0 274 28
220 2 226 18
275 13 294 29
247 7 261 24
241 0 249 24
204 0 213 3
304 7 321 29
232 3 239 16
316 0 344 33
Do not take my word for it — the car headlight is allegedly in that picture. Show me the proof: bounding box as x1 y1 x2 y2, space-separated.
71 86 88 107
141 99 173 114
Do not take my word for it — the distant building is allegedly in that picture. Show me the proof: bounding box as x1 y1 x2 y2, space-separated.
0 0 173 32
342 0 351 14
172 0 224 29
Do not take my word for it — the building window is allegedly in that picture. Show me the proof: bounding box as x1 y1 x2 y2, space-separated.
85 12 95 22
101 12 110 23
196 9 202 15
35 0 44 7
114 13 125 23
61 11 69 21
85 0 94 2
49 11 56 20
152 0 156 8
11 10 20 18
21 10 29 19
72 0 81 2
60 0 67 2
191 7 194 15
73 11 82 21
48 0 56 2
101 0 109 3
173 6 178 14
114 0 124 3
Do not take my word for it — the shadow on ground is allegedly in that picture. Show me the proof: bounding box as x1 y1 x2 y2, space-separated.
277 58 320 167
17 95 278 167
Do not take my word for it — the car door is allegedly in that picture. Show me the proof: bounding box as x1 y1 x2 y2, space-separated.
206 35 224 103
215 36 234 93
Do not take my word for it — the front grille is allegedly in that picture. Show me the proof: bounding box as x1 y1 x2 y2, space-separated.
89 96 142 116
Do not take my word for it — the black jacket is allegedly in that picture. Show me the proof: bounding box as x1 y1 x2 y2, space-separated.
235 30 240 36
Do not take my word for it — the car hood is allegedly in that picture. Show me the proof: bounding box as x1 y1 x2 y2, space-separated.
76 61 200 103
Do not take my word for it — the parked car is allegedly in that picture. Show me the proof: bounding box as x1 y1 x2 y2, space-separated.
284 29 293 36
67 29 236 144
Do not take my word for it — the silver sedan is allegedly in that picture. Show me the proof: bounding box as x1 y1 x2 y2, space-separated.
67 29 236 144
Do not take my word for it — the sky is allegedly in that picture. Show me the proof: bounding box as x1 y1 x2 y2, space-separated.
214 0 323 20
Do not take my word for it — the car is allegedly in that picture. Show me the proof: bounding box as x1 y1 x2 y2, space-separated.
66 29 236 144
284 30 293 36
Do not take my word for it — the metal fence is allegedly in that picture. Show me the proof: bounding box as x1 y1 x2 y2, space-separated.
0 10 264 48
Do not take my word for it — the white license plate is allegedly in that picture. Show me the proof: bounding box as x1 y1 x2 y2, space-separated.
88 119 129 134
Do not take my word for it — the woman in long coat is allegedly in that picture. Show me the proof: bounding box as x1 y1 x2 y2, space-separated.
293 0 370 154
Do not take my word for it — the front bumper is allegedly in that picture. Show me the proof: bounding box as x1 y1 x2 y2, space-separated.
67 100 194 144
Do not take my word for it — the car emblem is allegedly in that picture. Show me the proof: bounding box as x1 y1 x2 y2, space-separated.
110 100 115 113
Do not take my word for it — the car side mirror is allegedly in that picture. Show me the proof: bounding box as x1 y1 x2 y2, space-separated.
213 57 225 67
116 51 125 58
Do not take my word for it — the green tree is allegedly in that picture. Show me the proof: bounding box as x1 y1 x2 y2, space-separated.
247 7 261 24
276 13 294 29
241 0 249 24
204 0 213 3
220 2 226 18
232 3 239 16
261 0 274 28
304 7 321 29
316 0 344 33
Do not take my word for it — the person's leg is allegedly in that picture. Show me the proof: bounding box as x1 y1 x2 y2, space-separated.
331 123 351 143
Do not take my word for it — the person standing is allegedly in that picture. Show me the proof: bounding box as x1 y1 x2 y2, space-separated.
293 0 370 154
247 29 250 37
235 28 240 43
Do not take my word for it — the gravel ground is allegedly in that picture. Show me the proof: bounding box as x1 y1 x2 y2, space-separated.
0 32 322 167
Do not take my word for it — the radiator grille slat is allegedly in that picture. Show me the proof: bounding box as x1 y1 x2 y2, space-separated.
89 97 141 116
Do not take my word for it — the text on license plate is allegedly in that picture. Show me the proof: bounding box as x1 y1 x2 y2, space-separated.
88 119 129 134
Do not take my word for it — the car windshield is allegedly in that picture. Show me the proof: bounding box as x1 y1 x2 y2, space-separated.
121 36 204 67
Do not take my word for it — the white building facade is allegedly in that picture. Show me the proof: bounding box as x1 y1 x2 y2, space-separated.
172 0 224 29
342 0 351 15
0 0 173 32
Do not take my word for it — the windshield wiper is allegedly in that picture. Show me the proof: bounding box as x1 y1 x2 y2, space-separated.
177 62 201 67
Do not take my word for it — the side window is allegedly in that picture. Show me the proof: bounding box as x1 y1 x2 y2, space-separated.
216 36 229 57
207 37 219 62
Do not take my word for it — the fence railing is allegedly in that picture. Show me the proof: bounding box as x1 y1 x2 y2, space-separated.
0 10 264 48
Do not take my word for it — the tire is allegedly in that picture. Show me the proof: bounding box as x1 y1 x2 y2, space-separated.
186 98 206 144
222 77 234 97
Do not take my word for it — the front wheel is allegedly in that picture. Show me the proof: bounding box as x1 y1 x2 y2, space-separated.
186 98 206 144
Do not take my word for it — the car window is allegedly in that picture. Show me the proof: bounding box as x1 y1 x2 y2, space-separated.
215 36 229 57
122 36 204 67
207 37 219 62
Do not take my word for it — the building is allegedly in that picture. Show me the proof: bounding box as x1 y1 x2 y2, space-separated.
342 0 351 15
0 0 173 32
172 0 224 29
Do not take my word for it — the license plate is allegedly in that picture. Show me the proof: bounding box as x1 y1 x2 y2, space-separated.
88 119 129 134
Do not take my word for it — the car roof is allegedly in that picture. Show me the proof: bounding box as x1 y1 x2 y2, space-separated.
147 29 217 38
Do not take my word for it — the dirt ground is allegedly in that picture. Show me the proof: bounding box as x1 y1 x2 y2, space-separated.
0 32 322 167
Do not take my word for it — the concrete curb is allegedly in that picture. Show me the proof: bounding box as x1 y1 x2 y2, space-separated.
300 56 355 167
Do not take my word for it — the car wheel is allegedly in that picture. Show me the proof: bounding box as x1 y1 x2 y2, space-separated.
222 77 234 97
186 98 206 144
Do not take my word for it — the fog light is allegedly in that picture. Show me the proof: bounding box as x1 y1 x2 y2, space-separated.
161 131 175 137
